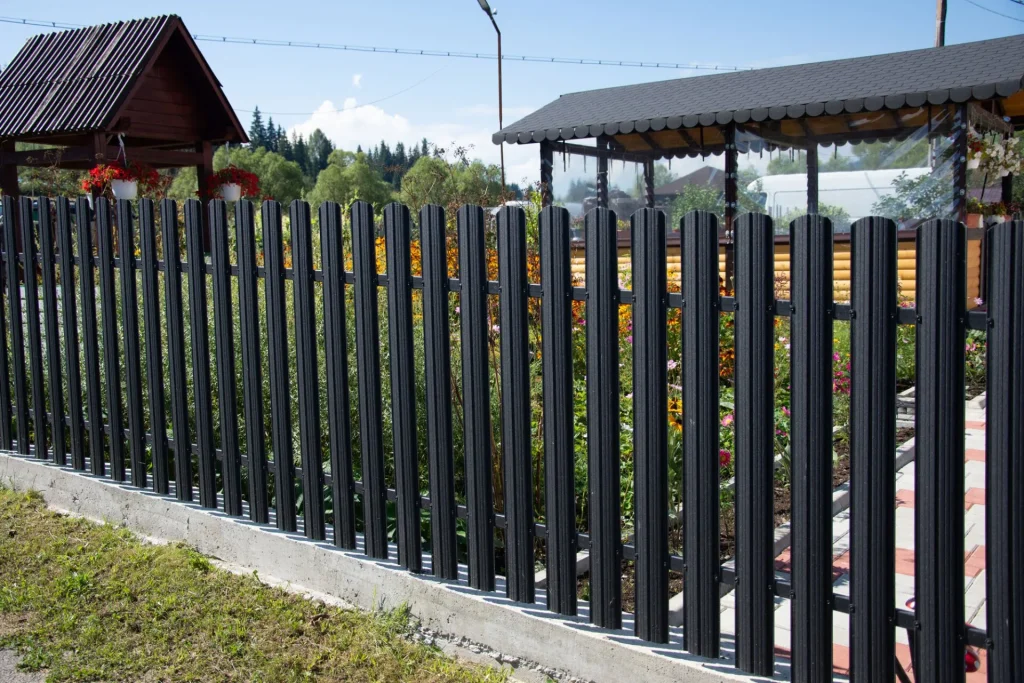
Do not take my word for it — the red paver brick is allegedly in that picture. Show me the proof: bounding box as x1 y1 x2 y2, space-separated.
965 420 986 429
896 489 916 508
965 448 986 462
895 547 916 576
965 545 986 577
965 487 986 508
773 644 854 677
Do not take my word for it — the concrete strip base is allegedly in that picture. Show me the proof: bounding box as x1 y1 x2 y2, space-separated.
0 453 787 683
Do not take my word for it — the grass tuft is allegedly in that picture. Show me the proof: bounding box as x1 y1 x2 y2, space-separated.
0 487 507 682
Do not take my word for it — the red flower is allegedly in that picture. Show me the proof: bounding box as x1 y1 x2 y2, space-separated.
204 165 261 198
81 160 162 195
719 449 731 467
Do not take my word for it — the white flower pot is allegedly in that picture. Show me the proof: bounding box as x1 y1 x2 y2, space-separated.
110 179 138 200
219 183 242 202
967 157 980 170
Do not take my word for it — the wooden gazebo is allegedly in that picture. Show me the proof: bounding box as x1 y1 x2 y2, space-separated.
0 15 248 198
495 34 1024 226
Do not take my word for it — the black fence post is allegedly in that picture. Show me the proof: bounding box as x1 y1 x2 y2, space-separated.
789 214 833 682
850 216 898 682
184 199 216 507
586 207 621 629
160 199 192 501
321 201 355 549
681 209 721 657
915 218 966 683
985 220 1024 682
56 198 85 470
139 199 168 494
351 201 388 559
291 200 325 540
210 200 242 516
263 201 296 531
20 197 46 459
733 211 776 675
632 207 668 643
38 198 66 466
4 196 29 455
96 198 125 481
117 199 146 487
0 198 11 453
78 197 103 476
541 205 576 616
420 204 457 578
458 204 495 592
384 202 421 571
498 205 533 602
236 200 269 524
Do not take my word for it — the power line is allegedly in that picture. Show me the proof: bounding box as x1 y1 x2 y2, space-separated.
0 15 755 72
959 0 1024 21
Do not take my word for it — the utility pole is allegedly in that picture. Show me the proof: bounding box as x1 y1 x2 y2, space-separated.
935 0 947 47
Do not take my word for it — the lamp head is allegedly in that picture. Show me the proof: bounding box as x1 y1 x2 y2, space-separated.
477 0 493 14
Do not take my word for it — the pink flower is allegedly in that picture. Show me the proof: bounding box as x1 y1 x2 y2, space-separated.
667 359 678 371
832 352 841 362
781 406 790 417
975 297 984 306
455 306 461 314
626 335 633 344
721 413 734 427
719 449 732 467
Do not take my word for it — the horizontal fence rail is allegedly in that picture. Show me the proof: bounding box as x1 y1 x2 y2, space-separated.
0 195 1018 681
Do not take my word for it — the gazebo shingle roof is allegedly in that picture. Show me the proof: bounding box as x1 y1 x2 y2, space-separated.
493 34 1024 145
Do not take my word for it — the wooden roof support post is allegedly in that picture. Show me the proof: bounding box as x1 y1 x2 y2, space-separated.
643 160 655 209
597 138 609 209
723 124 738 291
807 143 819 214
540 141 554 208
0 140 19 199
197 141 214 251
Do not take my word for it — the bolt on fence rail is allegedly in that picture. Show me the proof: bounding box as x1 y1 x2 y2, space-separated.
0 195 1020 682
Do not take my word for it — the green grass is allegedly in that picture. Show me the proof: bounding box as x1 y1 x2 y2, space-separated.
0 487 507 683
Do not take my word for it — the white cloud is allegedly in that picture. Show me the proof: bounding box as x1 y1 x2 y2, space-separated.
352 74 362 88
288 99 537 186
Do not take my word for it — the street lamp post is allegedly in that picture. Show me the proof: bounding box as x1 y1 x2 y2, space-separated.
477 0 506 195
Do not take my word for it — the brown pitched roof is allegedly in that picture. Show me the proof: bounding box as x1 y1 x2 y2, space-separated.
654 166 724 196
0 15 247 143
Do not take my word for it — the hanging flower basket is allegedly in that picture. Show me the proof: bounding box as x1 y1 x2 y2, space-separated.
205 166 260 201
82 160 161 199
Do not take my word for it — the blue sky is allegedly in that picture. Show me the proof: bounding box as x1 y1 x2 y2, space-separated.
2 0 1022 190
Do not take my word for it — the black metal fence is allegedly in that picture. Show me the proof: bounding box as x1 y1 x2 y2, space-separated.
0 194 1021 683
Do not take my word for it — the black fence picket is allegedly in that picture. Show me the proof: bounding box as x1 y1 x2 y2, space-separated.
419 204 457 579
56 198 85 470
236 200 269 524
733 211 776 675
161 199 192 500
497 206 533 602
96 199 125 481
850 216 898 682
788 214 834 682
139 199 168 494
680 209 721 657
291 200 325 540
77 197 104 476
321 201 355 548
210 200 242 516
38 198 66 466
184 199 216 508
632 207 668 643
384 202 420 571
915 219 966 683
585 207 621 629
263 200 295 531
985 220 1023 683
20 197 46 459
459 204 494 592
117 199 146 487
2 193 1014 679
351 200 387 559
540 205 576 616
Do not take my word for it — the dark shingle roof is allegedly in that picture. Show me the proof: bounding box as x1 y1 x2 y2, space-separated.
654 166 724 196
0 15 244 141
494 34 1024 144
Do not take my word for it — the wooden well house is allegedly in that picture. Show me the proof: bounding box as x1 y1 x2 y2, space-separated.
0 15 248 201
495 35 1024 304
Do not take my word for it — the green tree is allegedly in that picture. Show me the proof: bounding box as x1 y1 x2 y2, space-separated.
766 150 853 175
306 152 393 209
870 171 950 223
853 138 929 170
399 155 504 211
167 145 305 204
307 129 334 175
248 107 266 149
630 163 678 198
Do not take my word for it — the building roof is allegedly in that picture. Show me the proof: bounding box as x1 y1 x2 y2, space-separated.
493 34 1024 145
654 166 724 196
0 15 247 144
